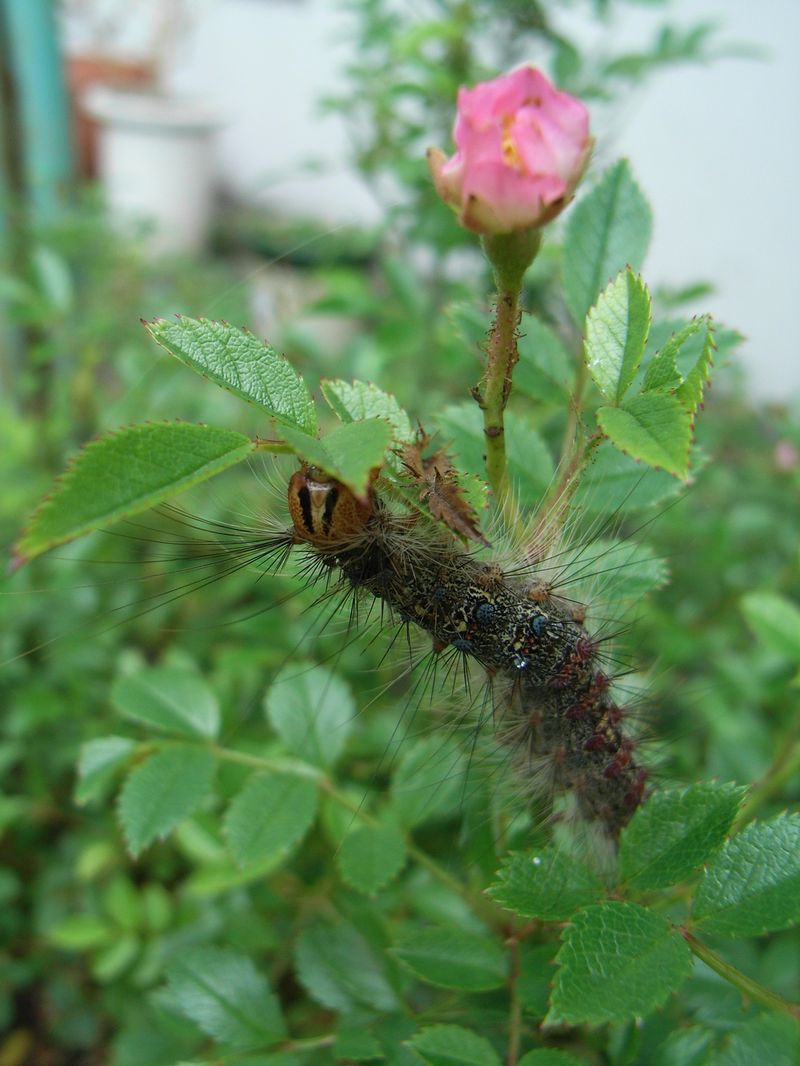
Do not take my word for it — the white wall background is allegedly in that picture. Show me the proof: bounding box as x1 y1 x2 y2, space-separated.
64 0 800 399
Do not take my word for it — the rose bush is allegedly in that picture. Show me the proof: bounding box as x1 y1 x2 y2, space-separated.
427 65 591 234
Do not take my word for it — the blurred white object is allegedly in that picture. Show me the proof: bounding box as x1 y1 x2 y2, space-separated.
83 86 221 254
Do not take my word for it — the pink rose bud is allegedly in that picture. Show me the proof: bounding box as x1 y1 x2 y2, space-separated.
428 65 591 235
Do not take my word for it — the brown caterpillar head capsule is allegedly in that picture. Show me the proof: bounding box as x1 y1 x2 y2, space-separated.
288 465 373 546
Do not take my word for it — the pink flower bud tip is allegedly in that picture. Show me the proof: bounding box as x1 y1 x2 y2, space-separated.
428 65 591 235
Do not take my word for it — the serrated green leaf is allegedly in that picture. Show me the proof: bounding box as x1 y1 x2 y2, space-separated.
517 1052 586 1066
146 315 316 433
643 347 682 393
676 318 714 415
585 269 651 403
652 1026 714 1066
563 160 652 327
488 849 603 921
556 537 668 605
47 914 114 950
264 662 354 769
294 920 399 1013
692 813 800 938
118 746 216 857
515 315 573 403
322 378 414 442
281 419 392 499
518 944 555 1019
335 1025 383 1061
436 402 553 500
574 442 686 516
549 902 692 1024
224 772 318 868
597 392 692 478
111 668 220 740
407 1025 500 1066
337 823 406 895
741 592 800 662
390 736 466 828
75 736 136 805
15 422 255 563
391 927 507 991
619 783 746 892
709 1014 800 1066
167 945 286 1049
643 319 704 394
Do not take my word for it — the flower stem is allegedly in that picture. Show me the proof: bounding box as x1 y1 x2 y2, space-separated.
482 283 522 528
681 929 800 1019
478 230 541 532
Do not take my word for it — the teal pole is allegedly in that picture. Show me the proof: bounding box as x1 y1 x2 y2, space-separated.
1 0 74 223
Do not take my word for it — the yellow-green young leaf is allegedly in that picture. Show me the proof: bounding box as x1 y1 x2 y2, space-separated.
280 418 393 499
167 945 286 1049
563 159 652 328
224 772 318 868
692 813 800 938
407 1025 500 1066
619 783 746 892
487 849 603 921
91 935 140 982
517 1052 586 1066
597 392 692 478
337 823 407 895
321 378 414 442
75 736 136 806
46 915 114 950
14 422 254 564
391 927 508 991
146 315 317 433
741 591 800 662
548 902 692 1025
585 269 651 403
294 920 399 1013
111 667 220 740
117 746 216 857
264 662 354 769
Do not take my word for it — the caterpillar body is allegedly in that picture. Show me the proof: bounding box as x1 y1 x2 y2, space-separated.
287 464 647 838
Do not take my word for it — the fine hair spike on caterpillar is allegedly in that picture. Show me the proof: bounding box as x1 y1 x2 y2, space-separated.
287 462 647 839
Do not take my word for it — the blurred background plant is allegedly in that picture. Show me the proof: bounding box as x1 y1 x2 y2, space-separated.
1 1 799 1064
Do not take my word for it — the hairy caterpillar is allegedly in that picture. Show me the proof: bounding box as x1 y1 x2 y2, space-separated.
286 463 647 838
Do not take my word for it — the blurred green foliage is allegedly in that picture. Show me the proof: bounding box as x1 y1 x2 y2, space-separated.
1 2 798 1064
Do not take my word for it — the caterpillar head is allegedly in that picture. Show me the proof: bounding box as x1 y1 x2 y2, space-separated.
288 465 373 546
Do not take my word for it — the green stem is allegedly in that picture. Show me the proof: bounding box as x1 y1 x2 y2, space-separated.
211 742 493 917
506 934 523 1066
682 929 800 1019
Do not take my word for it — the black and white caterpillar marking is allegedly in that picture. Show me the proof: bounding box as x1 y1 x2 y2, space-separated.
288 464 647 838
